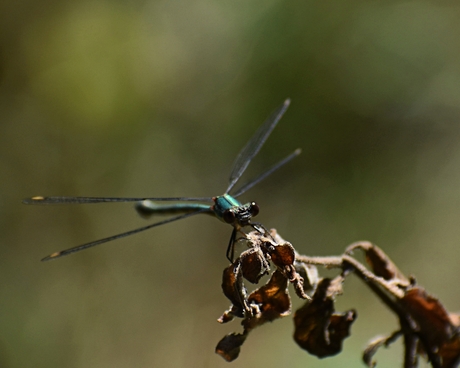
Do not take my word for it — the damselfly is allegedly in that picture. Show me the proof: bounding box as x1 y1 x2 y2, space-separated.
24 99 300 262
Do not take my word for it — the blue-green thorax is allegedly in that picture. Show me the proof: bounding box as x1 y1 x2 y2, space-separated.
212 194 259 229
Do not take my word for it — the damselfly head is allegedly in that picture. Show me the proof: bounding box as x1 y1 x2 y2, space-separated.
223 201 260 228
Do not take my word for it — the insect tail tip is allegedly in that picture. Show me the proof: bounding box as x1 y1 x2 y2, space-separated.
23 196 45 205
41 252 60 262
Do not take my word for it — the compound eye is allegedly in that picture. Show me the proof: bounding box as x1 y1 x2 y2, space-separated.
223 210 236 224
249 202 259 217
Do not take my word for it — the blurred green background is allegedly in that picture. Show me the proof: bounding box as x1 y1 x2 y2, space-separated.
1 0 460 367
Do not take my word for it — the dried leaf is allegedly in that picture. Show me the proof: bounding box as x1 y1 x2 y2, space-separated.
293 278 356 358
399 287 455 348
215 332 248 362
219 263 247 320
398 286 460 367
221 265 242 307
363 332 402 367
438 337 460 368
240 248 269 284
217 270 292 361
270 241 295 267
346 242 408 283
243 270 291 331
326 276 344 299
294 261 319 293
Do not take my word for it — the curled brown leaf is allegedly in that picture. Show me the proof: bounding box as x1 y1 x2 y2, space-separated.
215 332 248 362
363 331 402 367
293 278 356 358
243 269 291 330
240 247 269 284
399 287 455 347
346 241 408 284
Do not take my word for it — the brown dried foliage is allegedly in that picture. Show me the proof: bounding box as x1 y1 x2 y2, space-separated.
214 232 460 367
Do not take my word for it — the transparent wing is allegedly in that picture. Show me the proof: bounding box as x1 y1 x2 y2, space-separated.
226 99 291 194
232 148 301 198
41 208 211 261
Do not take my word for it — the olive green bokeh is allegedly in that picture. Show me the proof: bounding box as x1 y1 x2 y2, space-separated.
1 0 460 367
